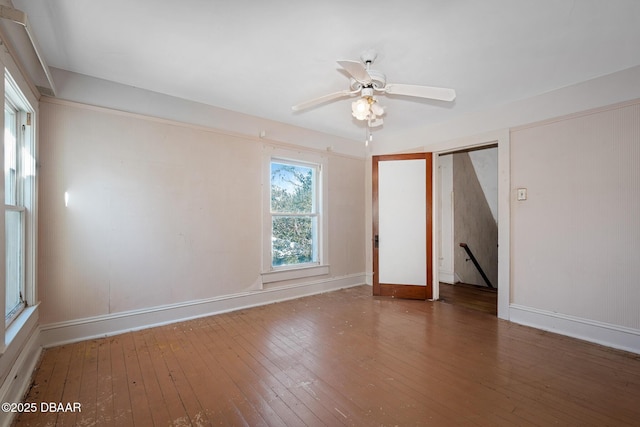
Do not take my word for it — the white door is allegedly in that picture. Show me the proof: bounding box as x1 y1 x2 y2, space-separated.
372 153 432 299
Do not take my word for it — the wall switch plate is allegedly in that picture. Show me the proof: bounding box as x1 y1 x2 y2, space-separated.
517 188 527 201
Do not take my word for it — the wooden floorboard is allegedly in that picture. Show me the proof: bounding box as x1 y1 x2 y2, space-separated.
438 282 497 315
13 285 640 426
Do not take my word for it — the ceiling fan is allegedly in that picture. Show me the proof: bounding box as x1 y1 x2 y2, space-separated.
292 50 456 137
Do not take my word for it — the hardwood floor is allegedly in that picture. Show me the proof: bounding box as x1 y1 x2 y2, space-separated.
13 285 640 426
438 282 497 315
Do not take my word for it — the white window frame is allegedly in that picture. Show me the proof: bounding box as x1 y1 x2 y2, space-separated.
4 70 36 331
261 146 329 284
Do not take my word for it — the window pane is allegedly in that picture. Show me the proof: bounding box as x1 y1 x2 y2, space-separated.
271 162 314 214
272 216 317 267
5 209 23 318
4 104 17 205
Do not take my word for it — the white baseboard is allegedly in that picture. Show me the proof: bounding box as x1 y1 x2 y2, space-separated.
510 304 640 355
40 274 367 348
0 308 42 427
364 272 373 286
438 271 455 284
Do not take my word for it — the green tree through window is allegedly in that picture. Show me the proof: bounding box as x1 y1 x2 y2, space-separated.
270 161 318 267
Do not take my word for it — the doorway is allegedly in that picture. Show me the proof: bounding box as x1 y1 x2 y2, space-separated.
438 145 498 314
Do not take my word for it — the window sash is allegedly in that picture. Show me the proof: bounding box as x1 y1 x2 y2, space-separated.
5 98 25 323
5 207 25 323
271 214 319 268
270 160 318 214
269 158 321 269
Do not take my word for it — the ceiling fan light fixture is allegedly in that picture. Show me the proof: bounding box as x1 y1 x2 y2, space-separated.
352 97 371 120
370 102 384 117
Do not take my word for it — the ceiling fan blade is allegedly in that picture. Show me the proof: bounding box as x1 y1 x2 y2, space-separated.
384 83 456 101
292 89 356 111
337 60 372 84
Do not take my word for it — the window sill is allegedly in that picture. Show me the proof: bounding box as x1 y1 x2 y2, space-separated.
3 304 39 354
262 264 330 284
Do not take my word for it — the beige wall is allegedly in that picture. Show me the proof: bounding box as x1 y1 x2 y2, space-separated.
38 99 366 324
510 100 640 330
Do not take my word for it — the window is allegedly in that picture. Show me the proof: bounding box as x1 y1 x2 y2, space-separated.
261 147 329 283
4 70 35 327
270 160 320 268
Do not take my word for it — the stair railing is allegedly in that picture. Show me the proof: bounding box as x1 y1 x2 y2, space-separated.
459 243 494 289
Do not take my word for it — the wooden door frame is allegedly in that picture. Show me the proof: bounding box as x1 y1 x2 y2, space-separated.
372 153 433 299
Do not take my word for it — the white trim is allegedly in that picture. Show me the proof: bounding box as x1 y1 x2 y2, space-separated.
40 274 366 349
496 131 510 320
429 128 510 320
365 272 374 286
262 264 330 284
438 271 455 284
0 5 56 95
0 307 41 427
510 304 640 355
3 305 37 352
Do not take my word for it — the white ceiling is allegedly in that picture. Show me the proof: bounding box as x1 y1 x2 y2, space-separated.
10 0 640 144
